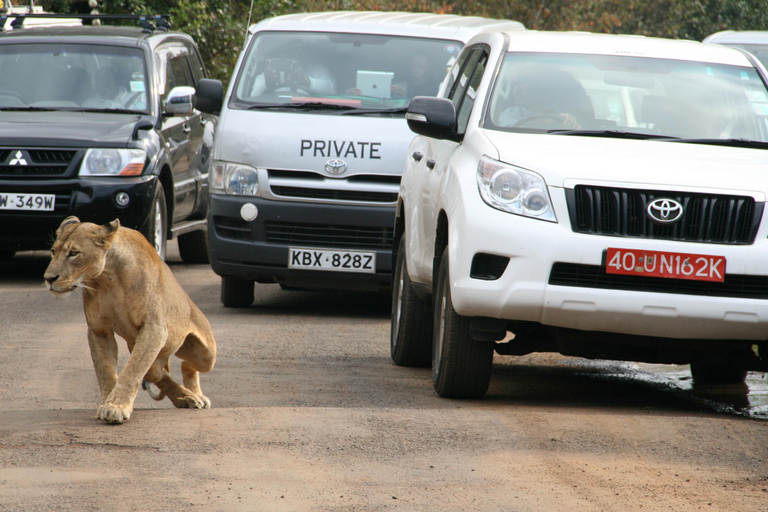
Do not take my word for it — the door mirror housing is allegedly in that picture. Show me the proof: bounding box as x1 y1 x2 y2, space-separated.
406 96 459 141
195 78 223 115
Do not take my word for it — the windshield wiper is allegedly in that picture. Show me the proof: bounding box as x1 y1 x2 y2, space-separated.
339 107 409 116
247 102 356 111
0 106 58 112
663 138 768 149
549 129 680 140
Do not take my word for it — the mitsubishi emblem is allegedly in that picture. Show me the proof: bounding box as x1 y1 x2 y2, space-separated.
8 151 28 166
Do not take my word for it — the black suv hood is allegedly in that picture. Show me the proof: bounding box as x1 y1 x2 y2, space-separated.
0 111 152 147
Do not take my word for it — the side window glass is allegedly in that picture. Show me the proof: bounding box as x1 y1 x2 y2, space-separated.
187 48 206 84
442 48 473 99
448 48 481 110
456 49 489 134
170 57 193 88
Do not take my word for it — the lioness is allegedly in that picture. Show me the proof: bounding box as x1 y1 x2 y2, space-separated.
44 216 216 424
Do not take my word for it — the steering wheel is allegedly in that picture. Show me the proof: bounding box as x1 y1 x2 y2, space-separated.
513 113 567 128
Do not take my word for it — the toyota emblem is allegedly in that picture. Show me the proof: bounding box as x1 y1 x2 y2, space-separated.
646 198 684 224
324 159 348 176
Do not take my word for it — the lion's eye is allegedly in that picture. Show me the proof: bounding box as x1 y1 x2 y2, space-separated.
68 250 80 258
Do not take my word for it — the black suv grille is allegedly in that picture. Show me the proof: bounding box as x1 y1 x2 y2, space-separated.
566 185 762 245
0 149 78 177
264 221 393 250
550 262 768 299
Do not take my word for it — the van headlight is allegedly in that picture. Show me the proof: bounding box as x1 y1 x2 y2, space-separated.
79 149 146 176
211 161 260 196
476 155 556 222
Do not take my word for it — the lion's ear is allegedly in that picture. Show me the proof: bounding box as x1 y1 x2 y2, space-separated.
56 216 80 238
94 219 120 248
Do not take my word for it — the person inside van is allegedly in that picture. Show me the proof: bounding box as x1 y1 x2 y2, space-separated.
390 54 443 98
250 55 336 96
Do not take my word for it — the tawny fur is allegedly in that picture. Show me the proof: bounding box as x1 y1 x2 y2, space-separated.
44 216 216 424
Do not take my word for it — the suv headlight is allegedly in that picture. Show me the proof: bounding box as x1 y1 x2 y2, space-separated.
476 155 556 222
211 161 260 196
79 149 146 176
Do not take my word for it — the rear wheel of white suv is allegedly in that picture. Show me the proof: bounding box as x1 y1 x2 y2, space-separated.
391 236 433 367
432 248 494 398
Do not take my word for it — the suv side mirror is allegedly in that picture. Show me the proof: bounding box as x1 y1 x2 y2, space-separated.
406 96 458 141
195 78 223 115
164 86 195 116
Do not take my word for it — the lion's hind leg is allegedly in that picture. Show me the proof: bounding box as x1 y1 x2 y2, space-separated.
143 357 207 409
174 307 216 409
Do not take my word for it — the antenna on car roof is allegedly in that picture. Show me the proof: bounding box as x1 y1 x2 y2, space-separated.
0 13 172 32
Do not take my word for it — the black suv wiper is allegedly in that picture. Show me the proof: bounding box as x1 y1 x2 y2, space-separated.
75 108 145 114
247 102 356 111
0 106 58 112
339 106 409 116
663 138 768 149
549 129 680 140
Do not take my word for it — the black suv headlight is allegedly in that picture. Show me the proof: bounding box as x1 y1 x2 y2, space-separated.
79 149 146 176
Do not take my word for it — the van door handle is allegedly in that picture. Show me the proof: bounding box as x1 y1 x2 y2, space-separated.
412 151 423 162
426 159 436 170
182 123 191 134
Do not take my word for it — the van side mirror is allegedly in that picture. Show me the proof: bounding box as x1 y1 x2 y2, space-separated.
164 86 195 116
406 96 458 141
195 78 223 115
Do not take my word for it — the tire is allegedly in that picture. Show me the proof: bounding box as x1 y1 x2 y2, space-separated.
221 275 254 307
432 248 494 398
178 229 210 264
143 181 167 261
690 360 748 385
391 236 433 367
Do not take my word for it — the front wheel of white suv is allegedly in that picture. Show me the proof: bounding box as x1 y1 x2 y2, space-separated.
391 236 433 367
432 247 494 398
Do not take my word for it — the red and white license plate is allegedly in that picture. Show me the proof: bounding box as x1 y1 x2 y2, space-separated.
606 248 725 282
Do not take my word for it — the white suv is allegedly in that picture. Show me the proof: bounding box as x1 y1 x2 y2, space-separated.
393 30 768 398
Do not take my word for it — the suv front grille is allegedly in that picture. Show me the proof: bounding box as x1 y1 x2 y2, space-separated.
265 221 393 250
549 262 768 299
0 149 78 177
567 185 761 245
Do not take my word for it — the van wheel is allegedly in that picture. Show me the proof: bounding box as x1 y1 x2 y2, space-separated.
221 276 254 307
178 230 210 264
391 236 433 367
144 181 167 261
690 360 748 385
432 248 494 398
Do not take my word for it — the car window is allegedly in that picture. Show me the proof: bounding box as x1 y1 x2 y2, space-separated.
0 43 148 112
186 46 206 84
231 31 462 111
455 47 489 134
441 47 473 99
484 52 768 142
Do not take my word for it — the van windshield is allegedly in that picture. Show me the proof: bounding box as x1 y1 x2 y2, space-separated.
231 31 462 112
484 52 768 143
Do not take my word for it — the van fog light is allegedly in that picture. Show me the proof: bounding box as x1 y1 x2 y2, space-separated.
240 203 258 221
114 192 130 207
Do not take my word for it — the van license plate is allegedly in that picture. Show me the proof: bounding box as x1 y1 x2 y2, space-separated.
606 248 725 282
289 247 376 273
0 193 55 211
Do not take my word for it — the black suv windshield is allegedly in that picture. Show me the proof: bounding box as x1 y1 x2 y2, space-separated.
0 43 149 113
230 31 462 112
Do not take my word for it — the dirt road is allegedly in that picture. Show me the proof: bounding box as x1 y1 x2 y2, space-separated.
1 243 766 511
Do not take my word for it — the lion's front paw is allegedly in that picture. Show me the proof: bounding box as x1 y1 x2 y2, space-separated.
96 402 132 424
172 393 211 410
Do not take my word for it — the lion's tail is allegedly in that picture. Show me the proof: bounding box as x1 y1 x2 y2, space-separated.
142 360 170 401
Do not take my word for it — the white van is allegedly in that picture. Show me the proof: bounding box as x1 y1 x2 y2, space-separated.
196 11 524 306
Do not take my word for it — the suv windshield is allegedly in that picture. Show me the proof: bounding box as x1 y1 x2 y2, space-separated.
232 31 462 112
0 44 148 112
484 52 768 143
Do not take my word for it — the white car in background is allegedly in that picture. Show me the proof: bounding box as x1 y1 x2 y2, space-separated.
393 30 768 398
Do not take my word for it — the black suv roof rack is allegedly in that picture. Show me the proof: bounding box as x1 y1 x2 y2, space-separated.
0 13 171 33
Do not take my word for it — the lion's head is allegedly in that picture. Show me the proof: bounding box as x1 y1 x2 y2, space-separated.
44 216 120 296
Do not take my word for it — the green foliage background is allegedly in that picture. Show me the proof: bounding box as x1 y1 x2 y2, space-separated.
35 0 768 85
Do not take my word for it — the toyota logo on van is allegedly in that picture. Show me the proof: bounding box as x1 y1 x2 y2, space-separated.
324 159 348 176
646 198 684 224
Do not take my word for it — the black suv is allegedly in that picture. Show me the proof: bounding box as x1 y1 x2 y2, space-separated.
0 14 222 261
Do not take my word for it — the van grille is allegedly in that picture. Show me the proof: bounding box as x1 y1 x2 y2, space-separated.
266 169 399 205
265 221 393 250
566 185 761 245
